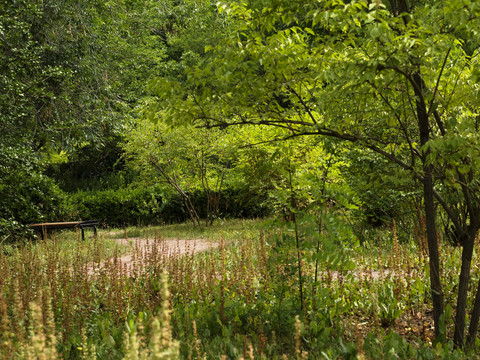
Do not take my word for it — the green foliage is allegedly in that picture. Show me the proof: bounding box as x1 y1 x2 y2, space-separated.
47 132 129 192
362 331 470 360
70 186 163 227
344 148 422 232
147 0 480 344
378 283 404 327
70 186 271 228
1 0 224 235
0 147 70 241
4 0 480 353
151 0 480 238
125 121 290 225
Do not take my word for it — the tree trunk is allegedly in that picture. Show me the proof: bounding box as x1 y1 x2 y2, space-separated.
423 169 444 337
467 267 480 347
414 72 444 337
466 214 480 346
183 193 200 227
453 233 475 347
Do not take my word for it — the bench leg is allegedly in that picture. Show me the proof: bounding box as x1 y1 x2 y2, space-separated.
81 227 85 241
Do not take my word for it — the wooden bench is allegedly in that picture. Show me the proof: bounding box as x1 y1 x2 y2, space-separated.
28 220 99 241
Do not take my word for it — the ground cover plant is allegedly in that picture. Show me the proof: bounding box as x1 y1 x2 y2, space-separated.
1 218 479 359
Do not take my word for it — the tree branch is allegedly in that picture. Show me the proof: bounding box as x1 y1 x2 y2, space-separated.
432 188 462 231
284 82 318 125
428 48 450 136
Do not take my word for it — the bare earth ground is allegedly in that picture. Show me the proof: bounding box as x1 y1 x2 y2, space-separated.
88 237 219 275
114 237 218 262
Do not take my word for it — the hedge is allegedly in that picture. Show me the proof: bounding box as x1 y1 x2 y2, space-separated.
69 186 271 228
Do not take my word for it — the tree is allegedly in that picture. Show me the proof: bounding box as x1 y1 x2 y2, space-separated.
151 0 480 347
0 0 89 233
125 120 236 226
0 0 183 232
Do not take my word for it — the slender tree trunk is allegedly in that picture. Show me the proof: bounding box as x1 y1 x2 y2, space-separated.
293 210 304 311
423 169 444 337
454 233 475 347
288 159 304 311
414 72 444 337
205 191 211 227
211 174 225 226
314 164 330 298
149 156 201 226
181 191 201 227
466 215 480 346
390 0 445 338
467 265 480 347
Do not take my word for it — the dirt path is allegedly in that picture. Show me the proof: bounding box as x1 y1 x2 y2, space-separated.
115 237 217 262
89 237 219 275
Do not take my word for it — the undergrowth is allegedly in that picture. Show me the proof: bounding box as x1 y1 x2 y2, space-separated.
0 218 479 359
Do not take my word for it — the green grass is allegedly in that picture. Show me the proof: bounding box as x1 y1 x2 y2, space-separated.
2 229 128 264
102 218 264 242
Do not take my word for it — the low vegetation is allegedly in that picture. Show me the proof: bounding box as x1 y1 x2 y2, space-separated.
1 219 479 359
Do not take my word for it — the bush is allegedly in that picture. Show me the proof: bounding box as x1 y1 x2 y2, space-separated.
69 186 273 228
70 186 163 227
191 187 272 220
0 147 71 241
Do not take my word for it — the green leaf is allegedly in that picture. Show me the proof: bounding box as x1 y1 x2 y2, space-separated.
304 27 315 35
458 164 470 174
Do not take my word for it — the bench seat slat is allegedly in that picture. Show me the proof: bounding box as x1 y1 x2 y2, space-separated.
28 220 98 240
29 221 83 227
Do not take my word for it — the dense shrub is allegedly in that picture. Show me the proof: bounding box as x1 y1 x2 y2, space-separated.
343 150 420 231
191 187 272 220
0 147 71 241
69 187 163 227
70 186 272 228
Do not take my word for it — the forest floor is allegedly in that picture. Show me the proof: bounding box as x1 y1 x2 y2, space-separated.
114 237 218 263
88 236 219 275
90 226 437 347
